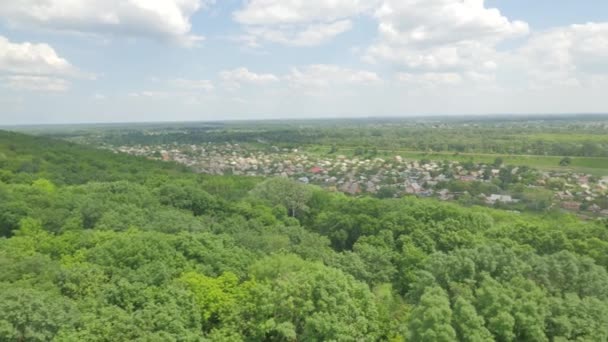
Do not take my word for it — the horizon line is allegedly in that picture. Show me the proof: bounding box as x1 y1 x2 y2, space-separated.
2 112 608 128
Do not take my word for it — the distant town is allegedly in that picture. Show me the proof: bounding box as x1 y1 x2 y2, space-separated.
111 142 608 218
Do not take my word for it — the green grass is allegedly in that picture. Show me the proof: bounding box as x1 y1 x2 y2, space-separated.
303 145 608 176
530 133 608 143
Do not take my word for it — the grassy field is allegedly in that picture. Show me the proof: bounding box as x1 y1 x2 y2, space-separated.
530 133 608 143
304 145 608 176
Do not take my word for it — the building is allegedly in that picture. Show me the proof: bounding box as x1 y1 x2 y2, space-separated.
486 194 516 204
405 183 423 194
310 166 324 174
561 201 582 211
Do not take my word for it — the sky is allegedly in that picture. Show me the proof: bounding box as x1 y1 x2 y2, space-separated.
0 0 607 125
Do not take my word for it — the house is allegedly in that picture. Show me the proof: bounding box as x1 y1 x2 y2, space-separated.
309 166 324 174
486 194 515 204
160 151 170 161
438 189 453 201
405 183 423 194
436 174 448 182
420 189 434 197
459 175 477 182
346 183 361 195
340 182 361 195
561 201 582 211
578 176 590 185
555 191 574 200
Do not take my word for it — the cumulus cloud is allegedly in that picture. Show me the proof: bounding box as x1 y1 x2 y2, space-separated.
365 0 529 72
0 36 75 76
0 35 89 92
0 0 211 46
234 0 375 25
396 72 463 87
234 0 378 46
220 67 279 89
507 23 608 89
242 20 353 47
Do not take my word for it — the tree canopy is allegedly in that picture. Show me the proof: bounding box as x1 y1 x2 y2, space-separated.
1 130 608 341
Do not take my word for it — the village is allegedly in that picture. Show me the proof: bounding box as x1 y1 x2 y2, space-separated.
112 143 608 217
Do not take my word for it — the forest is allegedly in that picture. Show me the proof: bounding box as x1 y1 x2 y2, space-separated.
2 130 608 341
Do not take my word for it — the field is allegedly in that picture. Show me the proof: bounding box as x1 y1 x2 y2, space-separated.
304 145 608 176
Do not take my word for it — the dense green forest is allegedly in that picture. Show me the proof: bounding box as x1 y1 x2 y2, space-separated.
2 130 608 341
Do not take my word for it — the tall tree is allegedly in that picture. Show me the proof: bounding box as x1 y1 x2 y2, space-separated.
408 286 457 342
250 178 313 217
453 297 493 342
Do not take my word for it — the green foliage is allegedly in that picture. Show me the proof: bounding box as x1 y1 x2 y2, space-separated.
1 130 608 341
158 182 219 216
559 157 572 166
0 287 77 342
242 255 381 341
453 297 493 342
32 178 57 194
250 177 313 217
178 271 241 328
52 118 608 165
408 286 457 341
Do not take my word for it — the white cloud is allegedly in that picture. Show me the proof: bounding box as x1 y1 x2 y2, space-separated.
507 23 608 89
127 77 215 101
128 90 172 98
0 0 211 46
169 78 214 91
0 35 75 76
218 64 380 93
286 64 381 89
219 67 279 89
0 35 90 92
243 20 353 47
365 0 529 72
384 22 608 111
234 0 375 25
234 0 378 46
396 72 463 87
2 75 69 92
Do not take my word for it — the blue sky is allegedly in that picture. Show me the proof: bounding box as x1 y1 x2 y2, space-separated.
0 0 607 125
